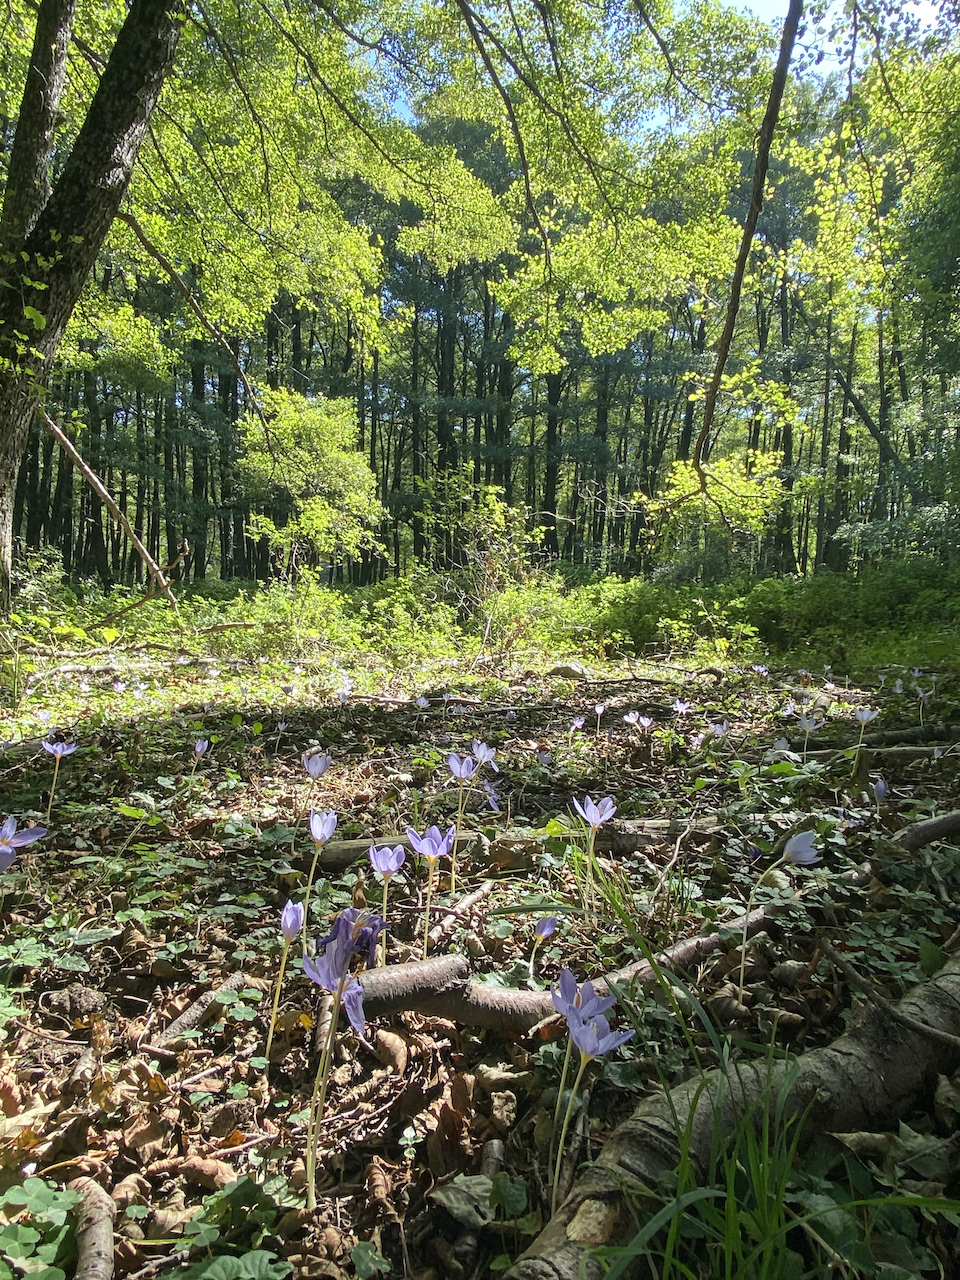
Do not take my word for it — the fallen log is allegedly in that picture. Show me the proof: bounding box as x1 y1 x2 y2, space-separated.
504 954 960 1280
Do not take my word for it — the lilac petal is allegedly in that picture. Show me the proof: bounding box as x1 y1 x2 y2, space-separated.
341 978 367 1039
281 900 305 942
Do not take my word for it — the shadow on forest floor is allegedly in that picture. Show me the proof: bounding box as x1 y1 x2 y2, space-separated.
1 642 959 1278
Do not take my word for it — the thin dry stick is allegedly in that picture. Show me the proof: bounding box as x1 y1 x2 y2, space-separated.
41 413 178 614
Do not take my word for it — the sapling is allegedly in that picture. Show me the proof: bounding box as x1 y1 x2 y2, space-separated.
41 742 76 823
264 900 304 1064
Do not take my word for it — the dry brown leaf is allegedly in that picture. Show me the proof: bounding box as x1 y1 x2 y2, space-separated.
488 1090 518 1135
122 1110 170 1162
178 1154 237 1189
373 1028 408 1074
0 1066 23 1117
425 1102 467 1178
112 1172 150 1210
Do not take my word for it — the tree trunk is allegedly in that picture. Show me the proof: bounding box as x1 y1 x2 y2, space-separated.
0 0 184 608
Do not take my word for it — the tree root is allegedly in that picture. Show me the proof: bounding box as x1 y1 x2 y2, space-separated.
504 956 960 1280
69 1177 116 1280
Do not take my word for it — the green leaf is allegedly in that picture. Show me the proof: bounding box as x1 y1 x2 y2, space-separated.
490 1171 527 1219
22 306 46 330
919 938 949 976
350 1241 389 1279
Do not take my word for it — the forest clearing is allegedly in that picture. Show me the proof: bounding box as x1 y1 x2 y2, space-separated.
3 0 960 1271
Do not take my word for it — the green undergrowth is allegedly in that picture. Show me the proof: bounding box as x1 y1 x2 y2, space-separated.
5 555 960 694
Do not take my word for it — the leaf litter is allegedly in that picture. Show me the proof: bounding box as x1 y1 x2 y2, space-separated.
0 645 958 1276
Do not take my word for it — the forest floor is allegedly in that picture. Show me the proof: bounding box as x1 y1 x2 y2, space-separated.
0 633 959 1279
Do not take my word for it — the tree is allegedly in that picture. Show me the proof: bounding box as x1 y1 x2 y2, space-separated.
0 0 184 607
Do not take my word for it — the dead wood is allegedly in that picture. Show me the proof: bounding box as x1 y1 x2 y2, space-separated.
895 809 960 852
69 1176 116 1280
359 907 774 1033
504 956 960 1280
42 413 179 616
146 972 268 1052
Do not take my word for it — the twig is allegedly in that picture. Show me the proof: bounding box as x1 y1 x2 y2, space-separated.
819 935 960 1052
68 1177 116 1280
428 878 497 945
146 972 268 1052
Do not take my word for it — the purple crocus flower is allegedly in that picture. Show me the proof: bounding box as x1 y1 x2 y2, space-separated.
281 900 305 942
303 953 368 1039
42 741 77 758
672 699 691 716
572 795 616 829
874 778 888 803
447 753 477 780
483 779 501 813
312 907 386 971
406 825 456 867
854 707 880 724
551 969 616 1022
303 752 332 779
637 716 653 731
535 916 558 942
472 741 498 772
784 830 820 866
415 696 430 710
623 711 640 727
709 721 730 737
309 809 338 845
567 1011 635 1060
570 717 585 733
0 817 46 873
369 844 406 880
194 740 209 757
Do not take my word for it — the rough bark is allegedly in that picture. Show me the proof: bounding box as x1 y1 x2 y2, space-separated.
505 957 960 1280
0 0 184 608
68 1177 116 1280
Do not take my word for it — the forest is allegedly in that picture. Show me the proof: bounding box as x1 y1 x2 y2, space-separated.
3 0 960 1278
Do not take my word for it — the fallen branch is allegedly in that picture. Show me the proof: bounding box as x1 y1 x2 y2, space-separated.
146 972 269 1052
504 956 960 1280
69 1177 116 1280
41 413 179 616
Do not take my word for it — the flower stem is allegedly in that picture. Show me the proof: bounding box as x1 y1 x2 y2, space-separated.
422 864 435 959
301 841 323 948
45 758 61 825
551 1055 588 1216
264 939 292 1065
451 783 468 896
305 977 346 1212
738 855 785 994
379 879 389 967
